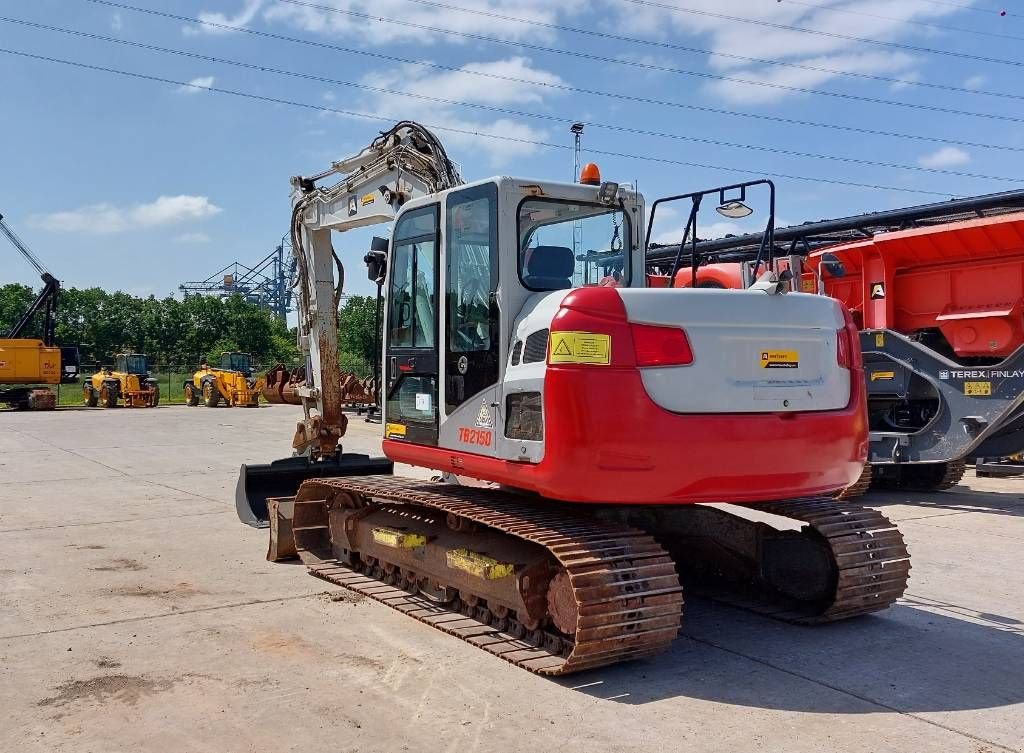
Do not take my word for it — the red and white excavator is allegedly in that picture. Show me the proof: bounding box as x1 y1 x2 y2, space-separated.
236 122 909 675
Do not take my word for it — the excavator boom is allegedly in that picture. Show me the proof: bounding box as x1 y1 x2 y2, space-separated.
238 122 463 523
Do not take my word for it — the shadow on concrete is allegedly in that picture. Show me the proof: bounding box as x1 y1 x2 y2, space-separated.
562 598 1024 711
868 486 1024 518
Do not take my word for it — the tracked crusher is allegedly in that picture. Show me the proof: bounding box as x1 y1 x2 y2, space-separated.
237 123 910 675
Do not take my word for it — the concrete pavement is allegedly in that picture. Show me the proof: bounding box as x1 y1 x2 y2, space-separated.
2 405 1021 752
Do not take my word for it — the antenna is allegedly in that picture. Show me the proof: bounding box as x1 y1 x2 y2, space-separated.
570 122 585 268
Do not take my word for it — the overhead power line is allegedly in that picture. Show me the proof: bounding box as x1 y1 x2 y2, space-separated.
79 0 1024 155
616 0 1024 68
870 0 1021 20
0 46 964 198
295 0 1024 104
274 0 1024 125
775 0 1024 42
6 15 1017 184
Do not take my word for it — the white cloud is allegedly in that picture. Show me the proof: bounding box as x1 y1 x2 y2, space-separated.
185 0 263 34
177 76 215 93
889 70 922 92
111 12 122 31
338 57 567 166
30 196 222 235
174 232 212 244
964 74 987 90
262 0 584 44
918 147 970 169
608 0 970 105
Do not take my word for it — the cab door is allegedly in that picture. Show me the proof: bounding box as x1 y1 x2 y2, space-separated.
383 204 441 446
438 183 502 455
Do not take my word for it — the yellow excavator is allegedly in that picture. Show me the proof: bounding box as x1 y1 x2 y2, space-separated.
184 351 262 407
83 353 160 408
0 213 79 410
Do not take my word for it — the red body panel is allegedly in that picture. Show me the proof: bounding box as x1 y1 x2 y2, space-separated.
384 287 867 505
806 214 1024 357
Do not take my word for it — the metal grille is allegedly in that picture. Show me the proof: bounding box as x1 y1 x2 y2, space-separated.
523 329 549 364
510 340 523 366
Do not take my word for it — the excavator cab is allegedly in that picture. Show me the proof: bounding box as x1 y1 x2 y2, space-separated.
235 125 909 674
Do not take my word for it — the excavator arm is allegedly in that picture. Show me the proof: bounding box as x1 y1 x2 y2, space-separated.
288 121 462 458
237 122 462 526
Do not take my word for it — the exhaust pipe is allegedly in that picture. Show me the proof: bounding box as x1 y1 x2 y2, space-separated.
235 453 393 527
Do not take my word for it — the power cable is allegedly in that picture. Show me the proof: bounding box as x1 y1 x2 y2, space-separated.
0 46 962 198
78 0 1024 155
275 0 1024 124
6 15 1016 183
775 0 1024 42
616 0 1024 68
388 0 1024 102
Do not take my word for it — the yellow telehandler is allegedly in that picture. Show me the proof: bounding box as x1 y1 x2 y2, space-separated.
83 353 159 408
184 351 262 407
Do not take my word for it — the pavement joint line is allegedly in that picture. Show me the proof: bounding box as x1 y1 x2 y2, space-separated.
7 426 226 505
0 591 325 641
680 630 1021 753
0 508 232 533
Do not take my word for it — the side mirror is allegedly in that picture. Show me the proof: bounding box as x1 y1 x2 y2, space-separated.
365 236 389 284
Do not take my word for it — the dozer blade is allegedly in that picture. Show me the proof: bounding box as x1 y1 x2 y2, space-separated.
235 453 393 527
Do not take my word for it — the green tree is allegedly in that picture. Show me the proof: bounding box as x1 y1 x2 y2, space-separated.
338 295 380 364
0 283 299 369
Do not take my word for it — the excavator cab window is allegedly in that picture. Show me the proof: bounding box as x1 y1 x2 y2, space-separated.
445 183 499 413
518 199 631 290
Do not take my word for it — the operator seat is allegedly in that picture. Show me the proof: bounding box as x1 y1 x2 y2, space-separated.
524 245 574 290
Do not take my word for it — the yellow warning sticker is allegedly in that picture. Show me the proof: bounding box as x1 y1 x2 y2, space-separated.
385 422 407 438
760 350 800 369
875 333 885 348
548 331 611 365
964 381 992 397
870 371 896 381
361 192 376 206
800 278 816 293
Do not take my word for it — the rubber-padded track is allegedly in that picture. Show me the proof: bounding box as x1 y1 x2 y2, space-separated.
293 476 684 676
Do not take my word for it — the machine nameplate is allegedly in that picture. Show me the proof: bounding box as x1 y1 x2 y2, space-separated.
964 381 992 396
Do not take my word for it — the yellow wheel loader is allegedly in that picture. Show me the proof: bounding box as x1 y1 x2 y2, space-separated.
83 353 159 408
184 351 262 408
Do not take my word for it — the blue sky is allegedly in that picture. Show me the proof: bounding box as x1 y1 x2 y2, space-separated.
2 0 1023 300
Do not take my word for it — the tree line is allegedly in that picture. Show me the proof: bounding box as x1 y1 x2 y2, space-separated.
0 283 380 373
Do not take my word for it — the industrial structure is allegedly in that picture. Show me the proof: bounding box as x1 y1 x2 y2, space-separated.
179 236 296 323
